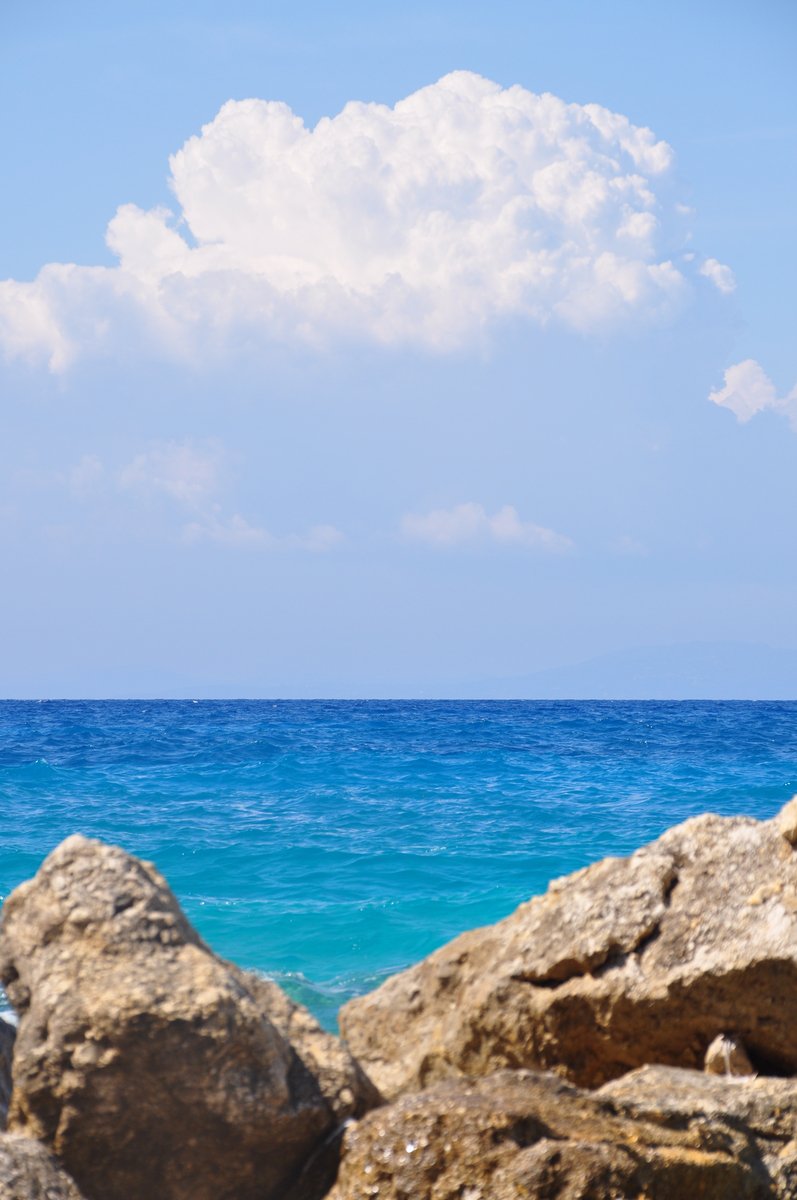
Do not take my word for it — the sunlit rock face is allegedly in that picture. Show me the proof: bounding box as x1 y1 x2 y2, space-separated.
342 802 797 1096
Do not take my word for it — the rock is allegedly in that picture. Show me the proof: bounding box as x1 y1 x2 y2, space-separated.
0 1016 15 1129
0 835 377 1200
229 965 381 1123
600 1065 797 1197
341 799 797 1096
776 795 797 846
226 967 382 1200
0 1133 86 1199
328 1066 792 1199
600 1064 797 1144
704 1032 755 1076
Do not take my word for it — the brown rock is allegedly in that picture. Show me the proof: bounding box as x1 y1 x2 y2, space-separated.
227 967 382 1200
0 835 377 1200
776 795 797 846
599 1064 797 1144
328 1067 788 1199
229 966 381 1122
0 1133 86 1199
600 1065 797 1197
0 1017 14 1129
341 801 797 1096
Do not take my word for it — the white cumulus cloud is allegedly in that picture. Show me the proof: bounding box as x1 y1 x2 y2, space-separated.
709 359 797 428
0 71 728 371
401 502 573 552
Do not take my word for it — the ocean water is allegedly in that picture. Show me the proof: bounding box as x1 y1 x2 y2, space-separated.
1 699 795 1029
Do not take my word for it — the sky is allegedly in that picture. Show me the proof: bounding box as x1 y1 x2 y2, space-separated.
1 0 795 698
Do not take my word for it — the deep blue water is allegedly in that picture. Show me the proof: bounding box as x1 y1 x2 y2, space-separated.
1 700 795 1028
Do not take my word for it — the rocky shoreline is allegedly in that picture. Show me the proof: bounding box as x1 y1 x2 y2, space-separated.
3 799 797 1198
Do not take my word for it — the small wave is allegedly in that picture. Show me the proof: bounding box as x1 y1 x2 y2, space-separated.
251 963 410 1014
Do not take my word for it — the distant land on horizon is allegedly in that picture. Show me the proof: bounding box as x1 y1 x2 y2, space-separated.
473 642 797 702
4 641 796 702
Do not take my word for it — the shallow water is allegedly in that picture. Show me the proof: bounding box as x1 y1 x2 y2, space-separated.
1 700 795 1028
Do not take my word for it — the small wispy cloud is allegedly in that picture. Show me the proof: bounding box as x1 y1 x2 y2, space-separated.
56 439 344 551
183 513 344 551
401 502 573 553
709 359 797 429
118 440 222 508
609 534 649 557
66 453 105 498
699 257 736 295
182 511 270 547
285 524 345 553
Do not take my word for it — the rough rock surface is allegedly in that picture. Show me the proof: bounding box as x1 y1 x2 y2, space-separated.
600 1066 797 1197
0 1016 15 1128
230 965 381 1122
328 1066 797 1199
228 966 382 1200
0 835 377 1200
776 794 797 845
0 1133 86 1199
341 803 797 1095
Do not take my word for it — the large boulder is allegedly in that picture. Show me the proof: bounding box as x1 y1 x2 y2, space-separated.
328 1066 797 1199
0 835 377 1200
0 1016 15 1128
0 1133 86 1199
341 801 797 1096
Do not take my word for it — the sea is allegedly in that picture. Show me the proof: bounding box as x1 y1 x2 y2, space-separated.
1 699 795 1030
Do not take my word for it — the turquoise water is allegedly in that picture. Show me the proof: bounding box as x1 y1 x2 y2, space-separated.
1 700 795 1028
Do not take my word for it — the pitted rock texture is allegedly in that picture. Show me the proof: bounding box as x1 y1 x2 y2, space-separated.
0 1017 14 1129
0 1133 86 1199
0 835 377 1200
227 966 382 1200
230 966 381 1122
598 1066 797 1198
328 1067 793 1200
341 804 797 1096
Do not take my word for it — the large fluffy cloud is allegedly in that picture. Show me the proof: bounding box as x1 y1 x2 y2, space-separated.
1 71 732 370
709 360 797 429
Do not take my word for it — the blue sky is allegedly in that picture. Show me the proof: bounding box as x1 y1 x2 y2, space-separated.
1 0 795 697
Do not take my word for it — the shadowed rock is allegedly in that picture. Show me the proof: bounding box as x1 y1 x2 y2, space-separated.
328 1066 797 1199
0 1133 86 1199
229 966 382 1200
0 1016 14 1129
341 800 797 1096
0 835 377 1200
229 966 381 1123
